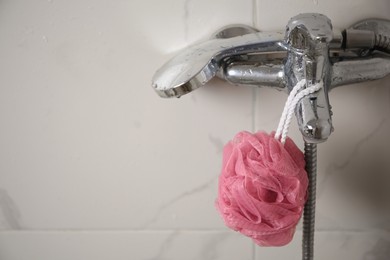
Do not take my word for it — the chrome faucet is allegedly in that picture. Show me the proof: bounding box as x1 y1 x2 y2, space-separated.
152 13 390 260
152 13 390 143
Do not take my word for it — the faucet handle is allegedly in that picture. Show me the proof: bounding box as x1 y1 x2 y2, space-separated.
286 13 333 51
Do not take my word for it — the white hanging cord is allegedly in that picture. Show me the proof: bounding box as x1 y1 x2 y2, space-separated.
280 83 322 144
275 80 323 144
274 79 306 140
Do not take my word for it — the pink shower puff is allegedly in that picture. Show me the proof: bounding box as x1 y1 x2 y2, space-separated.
216 131 308 246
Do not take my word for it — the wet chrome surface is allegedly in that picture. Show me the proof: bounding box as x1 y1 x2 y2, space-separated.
152 13 390 143
152 31 285 98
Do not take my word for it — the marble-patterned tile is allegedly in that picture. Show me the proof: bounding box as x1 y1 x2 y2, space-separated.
255 231 390 260
255 0 390 31
0 231 253 260
131 0 254 56
316 80 390 230
256 78 390 231
254 0 390 231
0 0 254 230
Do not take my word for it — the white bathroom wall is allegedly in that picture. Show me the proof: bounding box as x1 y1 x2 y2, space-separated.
0 0 389 259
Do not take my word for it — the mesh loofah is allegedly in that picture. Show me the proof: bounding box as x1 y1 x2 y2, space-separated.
215 131 308 246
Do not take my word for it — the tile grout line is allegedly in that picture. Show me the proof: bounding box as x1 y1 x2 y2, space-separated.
0 229 232 233
252 1 258 259
251 2 258 133
252 0 259 29
0 229 387 233
252 89 257 133
251 0 259 136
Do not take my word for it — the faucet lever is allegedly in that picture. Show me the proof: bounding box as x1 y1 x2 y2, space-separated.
284 13 334 143
286 13 333 50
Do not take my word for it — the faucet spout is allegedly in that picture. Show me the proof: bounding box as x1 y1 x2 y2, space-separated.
152 31 285 98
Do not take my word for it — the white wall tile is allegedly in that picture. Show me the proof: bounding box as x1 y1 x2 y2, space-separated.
255 0 390 30
254 1 390 232
255 81 390 231
0 231 253 260
0 0 254 230
255 231 390 260
316 82 390 230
